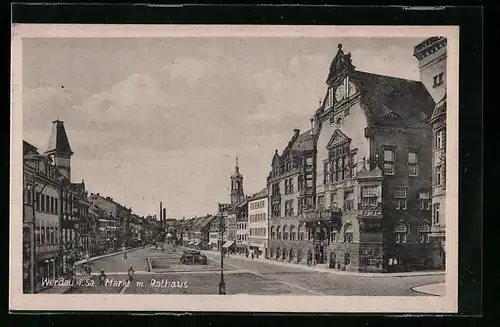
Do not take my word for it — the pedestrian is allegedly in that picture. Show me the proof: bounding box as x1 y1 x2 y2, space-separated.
128 267 135 282
251 251 254 260
99 270 106 286
123 252 127 260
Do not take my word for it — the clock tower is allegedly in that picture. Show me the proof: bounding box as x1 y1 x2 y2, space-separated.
323 44 358 111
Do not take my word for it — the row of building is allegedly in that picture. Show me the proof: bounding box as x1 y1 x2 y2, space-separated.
174 37 447 273
22 121 161 293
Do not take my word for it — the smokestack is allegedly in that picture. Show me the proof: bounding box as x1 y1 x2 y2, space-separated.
160 202 163 224
163 208 167 223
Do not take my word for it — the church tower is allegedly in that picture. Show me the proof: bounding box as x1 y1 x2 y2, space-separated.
45 119 74 181
230 156 244 206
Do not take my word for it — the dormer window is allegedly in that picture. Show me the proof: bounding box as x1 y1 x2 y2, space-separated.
433 72 444 88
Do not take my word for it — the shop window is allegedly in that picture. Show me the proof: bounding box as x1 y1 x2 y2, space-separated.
394 222 408 243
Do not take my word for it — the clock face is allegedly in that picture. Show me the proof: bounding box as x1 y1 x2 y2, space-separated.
335 85 346 101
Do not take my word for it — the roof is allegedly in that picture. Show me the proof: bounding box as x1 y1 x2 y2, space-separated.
45 120 73 155
431 94 447 122
248 187 268 201
352 70 435 128
290 129 314 151
23 141 39 156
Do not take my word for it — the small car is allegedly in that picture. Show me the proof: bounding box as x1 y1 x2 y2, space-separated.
180 251 208 265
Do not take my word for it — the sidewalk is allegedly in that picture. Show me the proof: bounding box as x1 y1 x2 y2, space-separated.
38 246 145 294
411 282 446 296
202 249 445 278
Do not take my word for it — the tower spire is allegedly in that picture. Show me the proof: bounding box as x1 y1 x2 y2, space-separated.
235 155 239 172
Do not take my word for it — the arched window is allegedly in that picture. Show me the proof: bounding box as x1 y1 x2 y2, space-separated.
330 229 338 242
276 226 282 240
343 222 353 243
271 226 276 239
297 249 303 263
283 225 289 240
290 225 296 240
276 246 280 259
282 248 287 260
419 222 431 243
394 222 408 243
289 249 294 261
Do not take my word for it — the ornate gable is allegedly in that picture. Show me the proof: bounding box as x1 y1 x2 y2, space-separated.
326 129 350 149
326 44 356 85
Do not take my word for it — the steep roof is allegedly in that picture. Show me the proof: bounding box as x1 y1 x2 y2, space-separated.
45 120 73 155
431 94 447 122
23 141 39 156
353 70 435 128
290 129 314 151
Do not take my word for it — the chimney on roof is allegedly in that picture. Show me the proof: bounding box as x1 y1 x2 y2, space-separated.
293 129 300 137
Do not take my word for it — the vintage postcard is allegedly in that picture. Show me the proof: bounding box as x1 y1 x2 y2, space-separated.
10 24 459 312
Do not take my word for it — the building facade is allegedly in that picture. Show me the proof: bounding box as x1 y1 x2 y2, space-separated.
305 44 437 272
414 37 447 268
247 188 269 257
235 199 249 253
268 128 316 265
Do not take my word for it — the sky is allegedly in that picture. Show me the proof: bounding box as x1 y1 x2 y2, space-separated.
22 36 427 218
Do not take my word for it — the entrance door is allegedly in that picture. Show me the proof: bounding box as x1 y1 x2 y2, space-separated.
315 244 325 264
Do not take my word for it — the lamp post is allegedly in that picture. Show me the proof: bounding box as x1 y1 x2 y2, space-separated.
218 214 226 295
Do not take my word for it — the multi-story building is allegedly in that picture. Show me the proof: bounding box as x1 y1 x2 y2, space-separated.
247 188 269 257
208 217 220 251
414 37 447 268
268 128 316 264
235 198 249 253
304 43 436 272
88 193 121 250
23 141 63 292
71 180 91 257
43 120 81 275
89 203 116 255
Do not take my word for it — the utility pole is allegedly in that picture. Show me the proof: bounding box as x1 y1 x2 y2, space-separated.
218 213 226 295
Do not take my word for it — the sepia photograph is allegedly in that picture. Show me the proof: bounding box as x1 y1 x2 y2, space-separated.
10 24 459 312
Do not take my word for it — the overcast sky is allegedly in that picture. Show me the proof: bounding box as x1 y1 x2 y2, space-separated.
23 36 427 218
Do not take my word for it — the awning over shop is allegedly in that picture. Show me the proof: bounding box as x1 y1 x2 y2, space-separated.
222 240 235 248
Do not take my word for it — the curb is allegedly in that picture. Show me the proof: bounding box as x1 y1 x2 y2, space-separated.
202 250 445 278
410 282 445 296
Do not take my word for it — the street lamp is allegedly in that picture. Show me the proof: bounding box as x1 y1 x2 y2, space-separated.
218 214 226 295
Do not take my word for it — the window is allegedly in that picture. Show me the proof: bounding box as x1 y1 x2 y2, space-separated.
343 223 353 243
419 191 431 210
383 149 395 175
298 225 305 240
317 195 325 209
283 226 289 240
330 192 337 208
272 203 281 218
36 192 41 211
394 188 407 210
41 225 46 245
290 225 296 240
54 198 58 214
329 142 352 182
436 165 443 186
46 196 50 213
433 72 444 87
276 226 282 240
433 203 440 225
361 186 378 208
272 183 280 196
285 200 294 216
50 197 54 213
408 152 419 177
435 129 444 150
419 222 431 243
40 194 45 211
394 222 408 243
324 162 330 183
330 230 337 242
344 191 354 211
289 178 294 193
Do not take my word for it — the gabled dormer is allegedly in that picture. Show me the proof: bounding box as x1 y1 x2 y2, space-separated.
326 129 351 150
